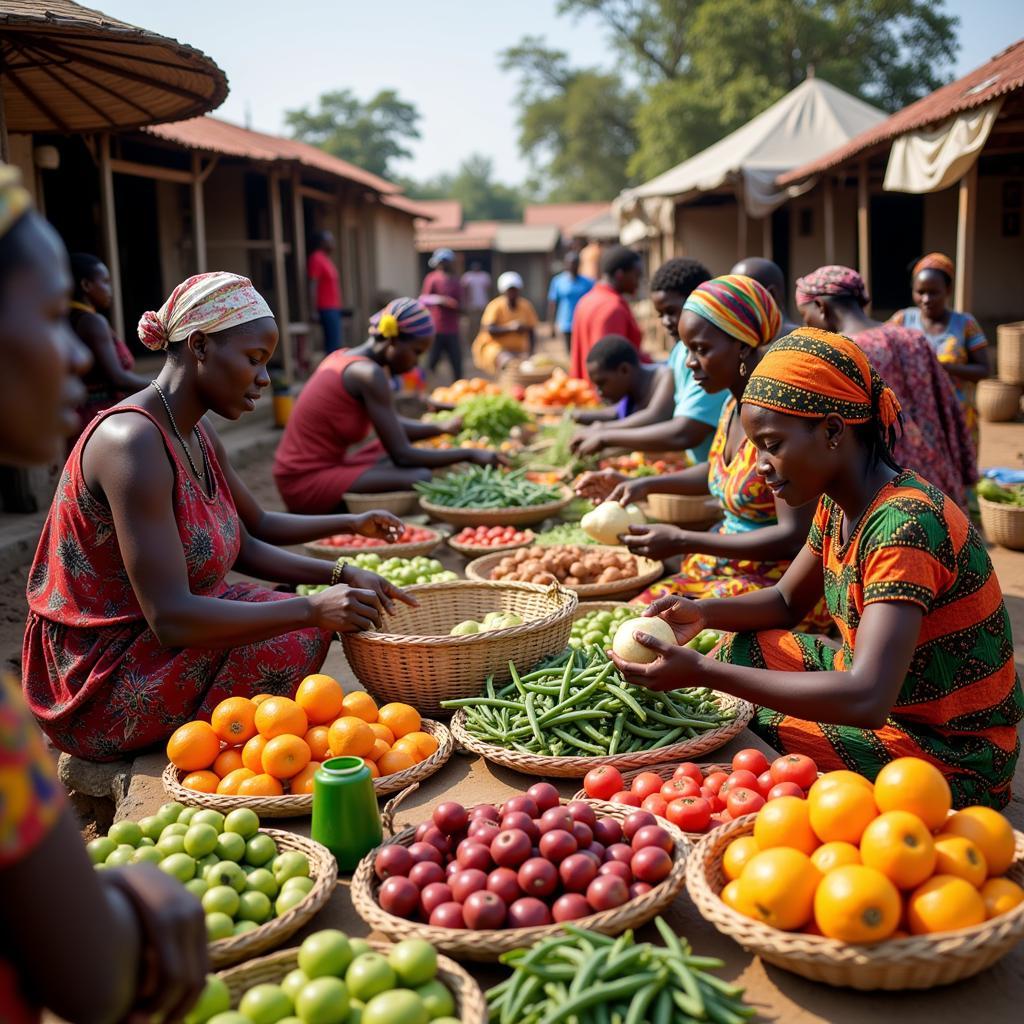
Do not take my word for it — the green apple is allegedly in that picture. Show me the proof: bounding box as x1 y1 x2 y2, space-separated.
347 939 372 960
272 851 310 885
245 834 278 867
207 861 248 892
415 980 454 1020
431 1019 460 1024
207 1014 250 1024
202 885 240 918
295 977 349 1024
279 1018 303 1024
191 809 226 832
195 853 220 878
108 820 143 847
237 890 272 924
224 807 260 839
138 837 155 847
184 823 220 858
281 968 309 1004
298 930 353 979
245 868 279 899
184 878 209 899
239 983 293 1024
215 831 246 862
345 954 396 1003
159 801 185 822
178 806 199 825
275 888 308 917
448 620 480 637
160 852 197 882
205 912 234 941
131 846 164 865
281 876 315 898
233 919 259 936
161 822 189 839
139 815 165 841
387 939 436 987
185 974 230 1024
86 836 116 864
361 991 427 1024
105 844 136 867
157 834 187 857
344 1003 363 1024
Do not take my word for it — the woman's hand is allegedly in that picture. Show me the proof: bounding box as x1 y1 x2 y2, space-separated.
570 430 605 457
608 476 654 506
309 585 384 632
643 595 706 646
574 469 627 502
608 630 706 692
469 449 510 468
440 415 463 435
350 511 404 542
341 565 417 615
622 523 693 559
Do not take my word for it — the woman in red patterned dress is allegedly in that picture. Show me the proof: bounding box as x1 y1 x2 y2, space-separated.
23 272 414 762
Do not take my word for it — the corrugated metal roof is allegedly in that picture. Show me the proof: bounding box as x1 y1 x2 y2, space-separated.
524 202 610 231
494 223 560 253
382 194 437 219
416 220 500 252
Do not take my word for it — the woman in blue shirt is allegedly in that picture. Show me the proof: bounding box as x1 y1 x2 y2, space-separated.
546 251 593 352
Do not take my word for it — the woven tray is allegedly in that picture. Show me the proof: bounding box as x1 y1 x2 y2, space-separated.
997 321 1024 384
209 829 337 968
976 379 1022 423
351 800 690 962
450 692 754 778
419 488 572 528
303 527 443 561
343 491 421 516
686 813 1024 990
161 720 454 818
341 580 577 717
501 363 556 389
447 529 535 559
979 496 1024 551
646 491 722 527
465 546 665 601
217 940 487 1023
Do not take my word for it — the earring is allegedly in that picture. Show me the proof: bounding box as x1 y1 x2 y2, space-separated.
739 360 748 378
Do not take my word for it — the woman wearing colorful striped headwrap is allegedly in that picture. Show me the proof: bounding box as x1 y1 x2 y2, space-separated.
610 327 1022 809
275 296 504 513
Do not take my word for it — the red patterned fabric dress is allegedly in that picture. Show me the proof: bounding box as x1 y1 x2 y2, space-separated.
22 407 333 762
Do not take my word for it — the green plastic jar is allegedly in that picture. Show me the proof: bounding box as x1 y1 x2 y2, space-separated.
311 756 382 871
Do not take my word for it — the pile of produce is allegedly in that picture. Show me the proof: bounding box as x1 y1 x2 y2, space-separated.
488 918 753 1024
441 648 734 757
487 545 638 587
456 393 532 442
533 523 597 547
450 611 524 636
87 803 313 939
451 525 534 549
372 790 680 928
524 369 599 410
312 525 436 549
598 451 693 476
166 679 439 791
570 606 722 657
977 477 1024 504
415 466 563 509
431 377 501 405
190 930 460 1024
719 757 1024 941
582 749 818 833
416 434 518 453
299 553 457 595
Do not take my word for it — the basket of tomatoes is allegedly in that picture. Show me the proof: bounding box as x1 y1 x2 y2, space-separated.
304 525 442 561
447 525 535 558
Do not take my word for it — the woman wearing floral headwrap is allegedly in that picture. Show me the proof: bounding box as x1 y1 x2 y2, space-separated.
611 328 1022 808
24 272 415 762
275 297 504 513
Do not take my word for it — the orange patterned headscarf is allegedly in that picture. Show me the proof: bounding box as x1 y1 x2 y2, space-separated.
742 327 903 451
913 252 954 282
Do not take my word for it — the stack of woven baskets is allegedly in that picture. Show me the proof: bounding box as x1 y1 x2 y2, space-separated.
978 322 1024 422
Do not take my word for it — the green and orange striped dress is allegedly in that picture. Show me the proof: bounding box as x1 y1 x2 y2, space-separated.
719 470 1023 808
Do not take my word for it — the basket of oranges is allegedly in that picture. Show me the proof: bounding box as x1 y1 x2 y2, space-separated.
162 675 454 818
685 757 1024 990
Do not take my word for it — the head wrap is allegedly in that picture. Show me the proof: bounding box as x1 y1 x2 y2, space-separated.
497 271 523 293
743 327 903 453
137 272 272 351
370 297 433 340
913 252 955 282
0 165 32 241
795 265 868 308
428 248 455 268
683 274 781 349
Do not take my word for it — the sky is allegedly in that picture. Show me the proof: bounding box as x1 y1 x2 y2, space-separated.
100 0 1024 186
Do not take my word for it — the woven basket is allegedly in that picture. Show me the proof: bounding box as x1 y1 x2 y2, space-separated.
419 488 572 528
351 800 690 961
501 362 556 390
976 379 1022 423
343 491 421 516
447 529 535 559
450 693 753 778
465 546 665 601
978 496 1024 550
217 940 487 1023
161 720 454 818
341 580 577 717
997 321 1024 384
646 492 722 527
686 813 1024 990
208 829 337 968
303 527 443 561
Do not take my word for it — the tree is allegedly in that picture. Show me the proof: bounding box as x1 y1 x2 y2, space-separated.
404 155 525 221
284 89 420 180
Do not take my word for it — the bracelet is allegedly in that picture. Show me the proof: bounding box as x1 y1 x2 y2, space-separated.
330 558 347 586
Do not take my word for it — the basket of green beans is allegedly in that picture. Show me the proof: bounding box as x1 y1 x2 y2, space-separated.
443 648 753 777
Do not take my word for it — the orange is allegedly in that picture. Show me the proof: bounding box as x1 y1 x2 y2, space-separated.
340 691 379 724
860 811 936 890
251 693 275 706
254 696 308 739
368 738 391 762
377 702 420 739
807 771 874 802
369 723 396 746
722 836 761 882
808 781 877 845
167 721 220 772
813 865 901 943
738 848 821 931
721 879 752 914
941 806 1015 876
979 878 1024 919
261 734 312 780
327 716 375 758
933 835 987 888
237 773 285 797
391 737 425 764
216 767 256 794
906 874 986 935
290 762 320 795
295 674 345 725
210 696 257 745
753 796 819 855
304 726 332 762
376 748 418 777
181 770 220 793
872 757 951 832
401 730 439 759
811 841 862 875
365 758 381 780
213 748 245 778
242 734 269 774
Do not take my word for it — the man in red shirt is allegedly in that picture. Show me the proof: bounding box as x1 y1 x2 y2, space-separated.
308 230 344 353
420 247 463 381
570 245 643 380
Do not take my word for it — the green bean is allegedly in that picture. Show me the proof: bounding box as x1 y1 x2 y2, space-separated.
608 712 626 755
539 974 660 1024
604 682 647 721
551 727 605 754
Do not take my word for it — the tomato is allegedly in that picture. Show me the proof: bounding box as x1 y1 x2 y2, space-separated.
666 796 711 833
725 787 765 818
584 764 624 801
731 748 770 776
719 769 759 797
673 763 704 785
703 771 729 795
770 754 818 790
699 785 725 812
610 790 642 807
630 772 666 800
641 794 669 817
660 777 700 802
753 771 774 798
767 781 805 801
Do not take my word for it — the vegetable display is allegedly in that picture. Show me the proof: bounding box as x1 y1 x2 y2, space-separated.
450 612 524 636
487 918 754 1024
457 393 532 442
487 545 639 587
416 466 564 509
534 523 597 547
598 452 693 476
312 525 436 549
524 369 599 409
431 377 502 405
580 501 645 544
298 553 457 593
441 648 735 758
452 525 534 549
977 477 1024 505
569 608 720 657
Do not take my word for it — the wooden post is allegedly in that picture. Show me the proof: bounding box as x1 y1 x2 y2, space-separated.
857 159 871 298
291 166 308 323
823 174 836 264
98 133 125 340
955 162 978 311
191 153 207 274
0 81 8 163
736 193 748 260
268 169 294 384
761 216 773 260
